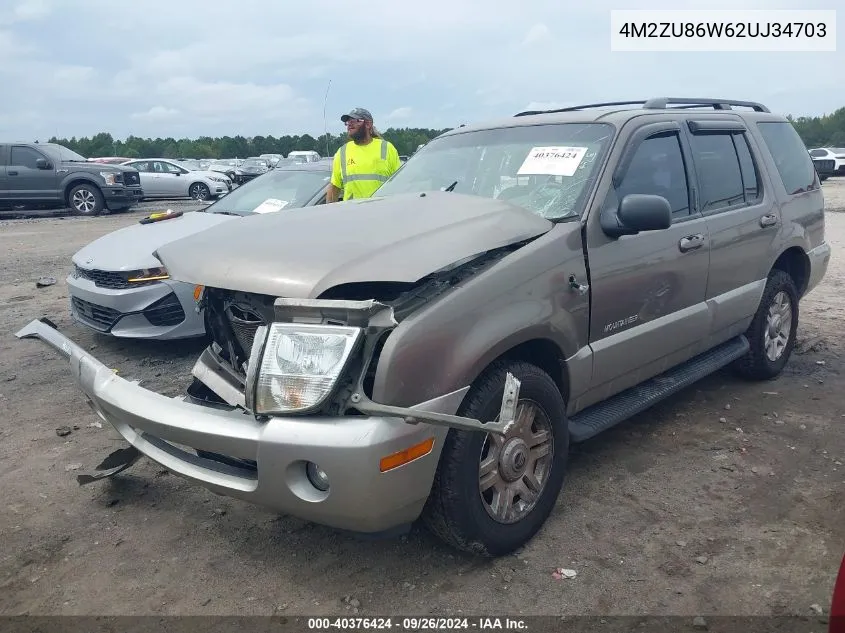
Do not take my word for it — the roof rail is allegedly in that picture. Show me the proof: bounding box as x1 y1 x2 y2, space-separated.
514 97 770 117
514 101 649 116
642 97 770 112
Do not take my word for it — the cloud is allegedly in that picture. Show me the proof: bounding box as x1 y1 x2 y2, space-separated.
387 107 413 120
0 0 51 24
0 0 841 141
131 106 181 122
522 23 551 46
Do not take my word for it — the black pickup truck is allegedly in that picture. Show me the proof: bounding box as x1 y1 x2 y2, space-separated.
0 142 144 215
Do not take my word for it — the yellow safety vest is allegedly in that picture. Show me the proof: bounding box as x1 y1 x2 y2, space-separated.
332 139 400 200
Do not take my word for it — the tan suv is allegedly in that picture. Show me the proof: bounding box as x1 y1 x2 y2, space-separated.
18 97 831 557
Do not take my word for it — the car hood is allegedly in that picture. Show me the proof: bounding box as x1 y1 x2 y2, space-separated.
66 161 137 174
72 211 236 272
154 191 555 298
189 170 228 180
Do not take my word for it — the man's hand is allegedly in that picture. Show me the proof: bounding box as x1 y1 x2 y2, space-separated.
326 184 341 203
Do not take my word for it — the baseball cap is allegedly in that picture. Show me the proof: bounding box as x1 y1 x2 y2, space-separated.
341 107 373 123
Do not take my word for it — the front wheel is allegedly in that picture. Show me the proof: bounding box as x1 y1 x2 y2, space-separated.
733 269 799 380
189 182 210 201
421 360 569 557
68 184 105 216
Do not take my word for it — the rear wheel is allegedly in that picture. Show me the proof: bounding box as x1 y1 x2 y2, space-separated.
421 360 569 556
733 269 799 380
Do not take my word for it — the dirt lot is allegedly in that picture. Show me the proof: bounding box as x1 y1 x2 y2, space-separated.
1 184 844 619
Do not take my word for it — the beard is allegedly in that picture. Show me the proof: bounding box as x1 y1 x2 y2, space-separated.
349 126 367 142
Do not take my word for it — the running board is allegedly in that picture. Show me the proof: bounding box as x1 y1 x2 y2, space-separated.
568 335 750 443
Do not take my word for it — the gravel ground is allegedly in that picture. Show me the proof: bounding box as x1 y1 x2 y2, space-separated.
1 181 844 618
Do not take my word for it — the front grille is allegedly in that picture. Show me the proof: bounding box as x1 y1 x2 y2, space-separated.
815 159 834 170
205 291 269 371
73 265 158 289
123 171 141 186
71 297 121 331
144 292 185 327
227 305 263 358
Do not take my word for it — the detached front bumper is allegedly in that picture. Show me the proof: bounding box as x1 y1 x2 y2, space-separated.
15 318 462 534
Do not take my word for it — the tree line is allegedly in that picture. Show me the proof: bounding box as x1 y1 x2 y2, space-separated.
788 107 845 148
45 128 450 161
44 106 845 160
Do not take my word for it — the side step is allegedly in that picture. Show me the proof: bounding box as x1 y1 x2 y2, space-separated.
568 335 750 443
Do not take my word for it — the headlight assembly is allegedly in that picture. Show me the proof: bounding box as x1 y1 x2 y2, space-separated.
254 323 362 415
127 266 169 282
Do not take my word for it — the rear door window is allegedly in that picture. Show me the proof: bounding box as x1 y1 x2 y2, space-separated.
688 133 745 213
757 121 817 195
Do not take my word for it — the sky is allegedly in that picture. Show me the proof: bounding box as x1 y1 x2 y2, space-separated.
0 0 842 142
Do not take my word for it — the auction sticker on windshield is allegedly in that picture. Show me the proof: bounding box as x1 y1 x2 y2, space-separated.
252 198 289 214
517 146 587 177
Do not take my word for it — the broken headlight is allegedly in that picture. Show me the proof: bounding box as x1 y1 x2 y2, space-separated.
254 323 362 415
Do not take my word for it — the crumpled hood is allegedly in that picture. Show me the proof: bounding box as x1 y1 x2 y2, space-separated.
154 191 554 298
72 211 236 271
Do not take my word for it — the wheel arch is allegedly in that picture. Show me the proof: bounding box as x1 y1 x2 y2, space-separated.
771 246 811 298
63 177 102 207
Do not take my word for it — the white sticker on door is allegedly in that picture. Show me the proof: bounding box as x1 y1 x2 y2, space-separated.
517 146 588 177
252 198 289 214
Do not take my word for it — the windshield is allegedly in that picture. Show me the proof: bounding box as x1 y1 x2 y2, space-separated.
809 149 828 157
377 123 614 220
204 168 330 216
43 144 87 162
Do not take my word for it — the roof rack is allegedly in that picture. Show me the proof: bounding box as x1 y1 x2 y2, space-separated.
514 97 770 117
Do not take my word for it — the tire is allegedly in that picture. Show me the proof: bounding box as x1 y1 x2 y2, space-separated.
733 269 799 380
68 184 105 216
421 360 569 557
189 182 211 201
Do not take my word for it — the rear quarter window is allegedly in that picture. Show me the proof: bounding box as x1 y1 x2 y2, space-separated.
756 121 817 195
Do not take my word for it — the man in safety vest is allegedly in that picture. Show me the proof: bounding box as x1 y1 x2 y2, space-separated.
327 107 402 202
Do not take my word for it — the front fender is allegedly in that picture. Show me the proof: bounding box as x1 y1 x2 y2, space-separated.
60 173 102 192
371 225 589 408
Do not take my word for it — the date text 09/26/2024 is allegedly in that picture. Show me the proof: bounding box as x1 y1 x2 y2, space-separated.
307 617 528 631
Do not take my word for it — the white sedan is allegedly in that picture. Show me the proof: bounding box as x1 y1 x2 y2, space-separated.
121 158 232 201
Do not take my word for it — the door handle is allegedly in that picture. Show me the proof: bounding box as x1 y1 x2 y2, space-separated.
8 170 18 176
679 234 704 252
760 213 778 228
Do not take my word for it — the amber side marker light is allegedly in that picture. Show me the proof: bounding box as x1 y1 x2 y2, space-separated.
379 437 435 473
193 285 204 301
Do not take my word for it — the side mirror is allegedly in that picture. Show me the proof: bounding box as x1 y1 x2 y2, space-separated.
35 158 51 170
601 193 672 238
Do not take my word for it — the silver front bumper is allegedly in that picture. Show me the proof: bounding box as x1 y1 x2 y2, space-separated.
15 318 466 534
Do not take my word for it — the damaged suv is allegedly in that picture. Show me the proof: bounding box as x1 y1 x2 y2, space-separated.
17 97 830 556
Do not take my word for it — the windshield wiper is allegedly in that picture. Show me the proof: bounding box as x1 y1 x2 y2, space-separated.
443 180 458 192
